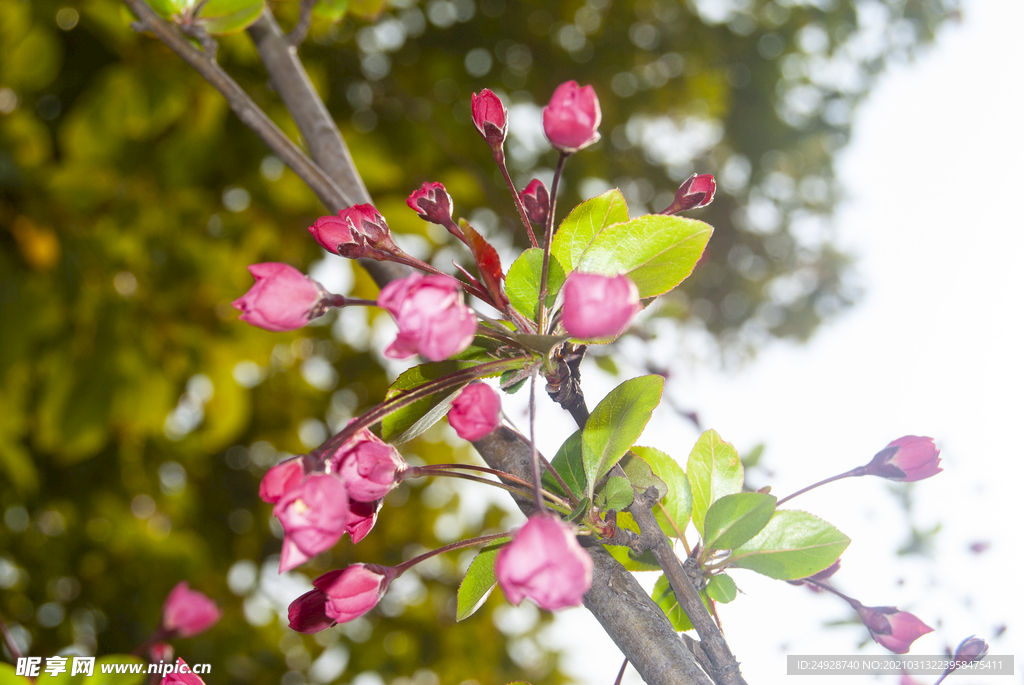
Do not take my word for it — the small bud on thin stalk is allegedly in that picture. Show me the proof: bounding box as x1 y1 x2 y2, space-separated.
660 173 717 214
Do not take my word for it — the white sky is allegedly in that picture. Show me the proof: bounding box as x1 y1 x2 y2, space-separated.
541 0 1024 682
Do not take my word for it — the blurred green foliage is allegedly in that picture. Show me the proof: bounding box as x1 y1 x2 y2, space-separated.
0 0 955 681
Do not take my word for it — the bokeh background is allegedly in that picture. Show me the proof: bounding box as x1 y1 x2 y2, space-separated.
6 0 1018 682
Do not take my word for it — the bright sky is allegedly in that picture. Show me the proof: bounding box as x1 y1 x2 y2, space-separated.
542 0 1024 682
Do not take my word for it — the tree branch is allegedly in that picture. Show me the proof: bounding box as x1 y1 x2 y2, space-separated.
247 9 371 205
475 428 714 685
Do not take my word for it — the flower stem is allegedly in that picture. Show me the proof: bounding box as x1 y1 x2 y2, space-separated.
528 374 546 513
324 294 377 308
800 577 860 608
537 151 570 333
494 150 539 248
392 531 512 575
776 467 866 506
0 610 25 664
409 464 570 509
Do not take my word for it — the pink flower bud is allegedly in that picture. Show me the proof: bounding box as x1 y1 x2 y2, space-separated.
448 382 501 441
471 89 507 149
327 428 405 502
863 436 942 482
520 179 550 227
259 457 306 504
495 515 592 611
150 643 174 664
661 174 716 214
561 272 641 339
273 474 350 572
287 589 335 634
377 274 477 361
313 564 392 623
232 263 325 332
856 605 934 654
952 635 989 664
407 182 454 226
309 204 395 257
159 659 206 685
161 582 221 638
346 499 382 544
542 81 602 153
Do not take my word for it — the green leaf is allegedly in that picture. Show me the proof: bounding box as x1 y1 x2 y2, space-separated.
618 450 667 500
499 369 528 394
576 215 713 299
141 0 189 18
456 537 509 621
551 189 630 271
312 0 349 21
196 0 265 35
0 664 33 685
512 333 569 356
543 430 586 499
582 375 664 498
505 248 567 321
686 429 744 537
703 492 777 551
651 574 711 632
567 496 591 522
729 510 851 580
381 360 499 444
596 475 634 510
630 446 691 537
705 574 737 604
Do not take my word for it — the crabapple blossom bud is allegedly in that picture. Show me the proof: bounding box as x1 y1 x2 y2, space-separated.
274 474 350 572
495 515 592 611
328 428 406 502
447 382 501 441
150 643 174 664
313 564 393 623
542 81 602 153
561 272 641 339
309 204 396 257
661 174 716 214
406 182 454 225
377 274 476 361
259 457 305 504
346 499 382 544
863 436 942 482
162 582 221 638
520 179 550 227
232 263 325 332
856 605 934 654
287 589 335 634
471 89 507 149
952 635 989 665
159 659 206 685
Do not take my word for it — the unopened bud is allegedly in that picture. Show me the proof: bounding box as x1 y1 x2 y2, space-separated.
471 89 507 150
661 174 716 214
407 182 454 226
520 179 550 227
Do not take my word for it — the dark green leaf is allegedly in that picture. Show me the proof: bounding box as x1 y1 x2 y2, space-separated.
686 429 744 537
729 510 850 580
567 496 591 522
577 215 713 299
703 492 777 551
381 360 499 444
551 189 630 271
499 368 528 394
632 446 691 538
705 574 737 604
597 475 634 510
543 430 586 499
456 537 509 621
505 248 567 321
582 375 664 498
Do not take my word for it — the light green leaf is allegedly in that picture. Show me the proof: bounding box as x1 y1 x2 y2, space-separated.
0 663 33 685
618 450 667 500
705 574 737 604
142 0 189 18
597 475 634 510
605 512 662 571
651 574 712 632
576 215 713 298
729 510 850 581
312 0 349 21
505 248 567 321
512 333 570 356
543 430 586 499
632 446 691 538
686 429 744 537
456 537 509 621
703 492 777 551
582 376 664 498
381 360 498 444
551 189 630 271
196 0 265 35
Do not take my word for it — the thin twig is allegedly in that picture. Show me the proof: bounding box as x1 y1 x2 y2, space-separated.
614 658 629 685
0 610 24 663
286 0 317 46
537 151 569 332
122 0 351 212
528 374 546 513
